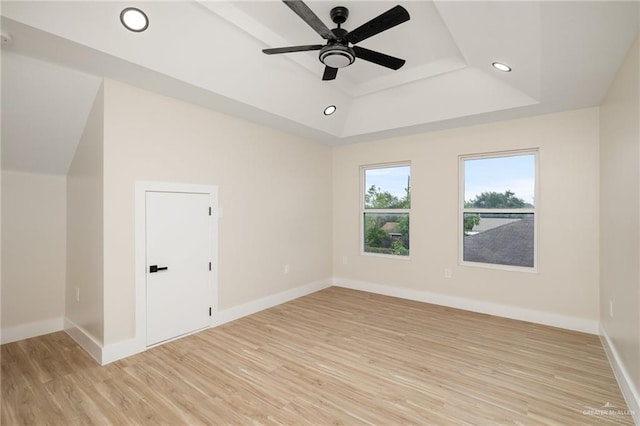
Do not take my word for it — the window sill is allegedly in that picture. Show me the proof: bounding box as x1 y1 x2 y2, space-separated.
361 252 412 261
460 260 538 274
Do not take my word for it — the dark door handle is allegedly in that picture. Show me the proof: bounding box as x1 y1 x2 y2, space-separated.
149 265 168 273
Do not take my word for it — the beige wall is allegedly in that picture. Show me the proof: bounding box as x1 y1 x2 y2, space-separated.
66 84 104 344
1 77 2 337
600 36 640 403
333 108 600 322
1 171 66 332
101 79 333 344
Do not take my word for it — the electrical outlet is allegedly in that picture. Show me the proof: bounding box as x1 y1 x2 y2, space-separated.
284 264 290 274
342 256 348 265
444 268 452 279
75 287 80 302
609 300 614 318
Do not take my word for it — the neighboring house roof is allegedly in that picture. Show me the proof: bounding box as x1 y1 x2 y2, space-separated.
382 222 401 235
463 218 534 267
472 217 521 233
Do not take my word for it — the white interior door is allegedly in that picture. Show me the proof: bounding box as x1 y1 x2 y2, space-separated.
146 191 212 346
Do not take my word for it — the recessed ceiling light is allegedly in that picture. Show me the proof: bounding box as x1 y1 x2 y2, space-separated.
120 7 149 32
324 105 337 116
492 62 512 72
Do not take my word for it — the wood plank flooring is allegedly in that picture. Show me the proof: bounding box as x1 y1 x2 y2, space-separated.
1 287 634 425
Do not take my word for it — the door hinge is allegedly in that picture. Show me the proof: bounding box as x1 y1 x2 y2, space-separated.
209 206 211 216
209 307 212 317
209 262 211 271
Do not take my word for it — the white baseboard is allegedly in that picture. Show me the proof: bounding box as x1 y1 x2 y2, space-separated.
600 326 640 424
63 318 103 364
5 317 135 366
1 317 64 344
102 338 145 365
333 278 599 334
212 278 332 327
18 279 601 367
97 278 333 365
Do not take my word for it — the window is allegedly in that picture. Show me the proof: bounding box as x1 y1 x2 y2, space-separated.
460 151 537 269
362 163 410 257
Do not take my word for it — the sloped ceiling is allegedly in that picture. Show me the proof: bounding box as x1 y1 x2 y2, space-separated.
1 1 638 174
2 51 101 174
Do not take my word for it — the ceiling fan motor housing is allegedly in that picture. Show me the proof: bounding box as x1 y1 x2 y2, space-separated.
330 6 349 25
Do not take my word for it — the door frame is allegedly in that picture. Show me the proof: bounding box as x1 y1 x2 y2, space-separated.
134 181 218 349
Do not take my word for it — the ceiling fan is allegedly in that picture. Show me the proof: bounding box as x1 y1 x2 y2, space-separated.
262 1 410 81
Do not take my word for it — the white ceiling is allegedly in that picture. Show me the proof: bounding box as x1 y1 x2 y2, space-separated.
1 1 638 174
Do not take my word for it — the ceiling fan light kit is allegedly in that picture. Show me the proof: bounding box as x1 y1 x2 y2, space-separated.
319 44 355 68
262 1 410 81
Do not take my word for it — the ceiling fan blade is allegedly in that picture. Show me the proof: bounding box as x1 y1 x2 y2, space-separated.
353 46 406 70
263 45 323 55
322 66 338 81
345 5 410 45
283 0 336 40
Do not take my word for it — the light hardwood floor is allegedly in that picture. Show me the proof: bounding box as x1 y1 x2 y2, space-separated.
1 287 634 425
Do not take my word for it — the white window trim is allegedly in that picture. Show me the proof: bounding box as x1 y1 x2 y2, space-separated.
360 161 411 259
459 149 539 273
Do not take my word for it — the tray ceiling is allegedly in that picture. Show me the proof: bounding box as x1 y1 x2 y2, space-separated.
1 1 638 173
